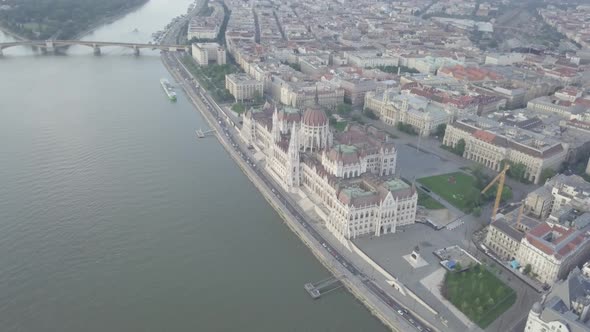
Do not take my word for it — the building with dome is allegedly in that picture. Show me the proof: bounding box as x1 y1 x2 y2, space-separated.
241 102 417 241
301 105 330 152
524 267 590 332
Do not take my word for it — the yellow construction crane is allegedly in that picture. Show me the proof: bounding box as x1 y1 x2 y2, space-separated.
481 164 510 222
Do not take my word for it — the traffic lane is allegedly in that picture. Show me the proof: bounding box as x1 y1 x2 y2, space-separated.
365 281 430 331
168 55 430 331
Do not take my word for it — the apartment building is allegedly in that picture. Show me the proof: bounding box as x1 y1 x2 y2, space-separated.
225 73 264 102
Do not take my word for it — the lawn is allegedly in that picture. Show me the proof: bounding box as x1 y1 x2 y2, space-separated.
417 172 476 212
441 265 516 328
417 189 444 209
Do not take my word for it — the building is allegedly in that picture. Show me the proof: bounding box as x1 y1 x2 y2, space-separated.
528 96 587 119
225 73 264 102
326 177 417 240
344 50 399 68
516 222 590 284
339 78 378 107
274 81 344 110
547 175 590 213
524 267 590 332
443 116 568 184
365 89 450 137
187 2 224 40
241 103 417 241
525 185 554 220
485 209 540 261
191 42 226 66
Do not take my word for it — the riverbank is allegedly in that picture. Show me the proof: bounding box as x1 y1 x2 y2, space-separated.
162 55 405 332
0 25 27 40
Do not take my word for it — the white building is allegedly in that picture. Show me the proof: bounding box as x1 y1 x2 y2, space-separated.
525 267 590 332
516 222 590 284
225 73 264 102
192 43 226 66
365 89 451 137
443 116 568 184
241 103 417 241
547 174 590 213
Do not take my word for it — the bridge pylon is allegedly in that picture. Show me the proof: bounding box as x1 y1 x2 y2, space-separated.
43 40 56 54
133 46 140 56
93 44 101 56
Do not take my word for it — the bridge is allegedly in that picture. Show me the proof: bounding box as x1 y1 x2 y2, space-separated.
0 40 190 56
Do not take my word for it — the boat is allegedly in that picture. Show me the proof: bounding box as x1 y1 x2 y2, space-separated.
160 78 177 101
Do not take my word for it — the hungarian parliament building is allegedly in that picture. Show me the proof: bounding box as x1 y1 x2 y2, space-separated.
241 102 418 241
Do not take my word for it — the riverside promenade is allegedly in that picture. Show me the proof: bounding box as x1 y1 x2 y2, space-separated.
159 52 434 332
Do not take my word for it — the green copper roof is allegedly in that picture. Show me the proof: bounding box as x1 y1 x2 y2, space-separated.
384 179 410 192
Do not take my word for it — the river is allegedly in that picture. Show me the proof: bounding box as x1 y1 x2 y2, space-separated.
0 1 387 331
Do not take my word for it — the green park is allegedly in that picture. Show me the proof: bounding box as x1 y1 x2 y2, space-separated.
418 170 512 214
442 265 516 328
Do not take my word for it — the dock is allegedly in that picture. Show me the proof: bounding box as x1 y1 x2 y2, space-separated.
304 276 344 299
195 128 215 138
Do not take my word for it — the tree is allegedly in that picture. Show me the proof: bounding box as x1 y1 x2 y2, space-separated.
252 91 264 105
435 124 447 139
364 109 378 120
454 262 462 272
501 186 513 201
500 160 530 183
455 139 466 156
472 207 482 217
508 162 527 181
337 103 352 115
540 168 557 184
523 264 532 275
397 122 418 135
231 102 246 114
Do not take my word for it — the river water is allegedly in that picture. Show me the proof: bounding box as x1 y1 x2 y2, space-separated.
0 1 387 331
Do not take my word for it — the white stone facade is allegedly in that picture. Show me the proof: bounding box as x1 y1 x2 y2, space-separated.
365 90 451 137
241 104 417 241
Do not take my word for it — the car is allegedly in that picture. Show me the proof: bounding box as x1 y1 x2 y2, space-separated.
322 243 327 248
397 310 404 316
409 318 415 324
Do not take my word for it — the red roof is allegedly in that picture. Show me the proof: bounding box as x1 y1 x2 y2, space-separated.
473 130 496 143
525 223 588 259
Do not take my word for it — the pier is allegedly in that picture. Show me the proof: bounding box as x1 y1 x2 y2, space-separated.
304 276 344 299
195 128 215 138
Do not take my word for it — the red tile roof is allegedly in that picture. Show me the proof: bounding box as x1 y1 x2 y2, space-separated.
525 223 589 259
473 130 496 143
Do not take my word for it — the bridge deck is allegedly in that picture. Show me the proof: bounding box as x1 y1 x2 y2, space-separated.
0 40 189 50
